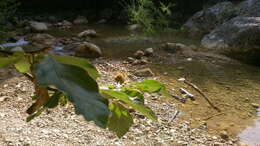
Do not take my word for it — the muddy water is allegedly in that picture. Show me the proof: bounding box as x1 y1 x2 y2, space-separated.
48 24 260 144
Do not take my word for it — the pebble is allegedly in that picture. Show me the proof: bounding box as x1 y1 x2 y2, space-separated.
251 103 259 108
219 130 229 140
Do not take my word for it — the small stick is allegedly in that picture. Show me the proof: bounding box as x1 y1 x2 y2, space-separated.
203 112 224 120
178 78 221 112
171 94 187 103
168 110 180 123
180 88 195 100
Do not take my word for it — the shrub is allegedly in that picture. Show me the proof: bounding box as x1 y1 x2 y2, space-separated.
126 0 173 34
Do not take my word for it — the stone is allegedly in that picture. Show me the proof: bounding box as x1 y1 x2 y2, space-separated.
61 20 72 26
219 130 229 140
126 57 135 63
48 16 58 23
144 48 154 56
161 43 188 53
74 42 102 58
29 21 48 32
10 46 23 52
30 33 56 48
128 24 142 31
55 20 72 29
134 68 154 77
78 29 98 38
73 16 88 25
201 17 260 52
251 103 259 108
97 19 107 24
134 50 145 59
183 1 236 39
236 0 260 17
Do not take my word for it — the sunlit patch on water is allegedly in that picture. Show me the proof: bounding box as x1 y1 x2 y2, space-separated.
239 107 260 145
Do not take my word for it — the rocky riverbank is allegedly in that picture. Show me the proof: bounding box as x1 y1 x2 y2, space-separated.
0 58 244 146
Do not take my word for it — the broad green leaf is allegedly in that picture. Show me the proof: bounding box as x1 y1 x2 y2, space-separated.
108 102 133 138
44 91 63 108
35 55 109 128
0 51 24 68
132 80 165 93
102 90 157 121
53 55 99 80
14 57 31 73
132 80 170 97
123 88 144 104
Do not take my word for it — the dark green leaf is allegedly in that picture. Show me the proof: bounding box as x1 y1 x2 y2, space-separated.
123 88 144 104
44 91 62 108
102 90 157 121
26 108 44 122
53 55 99 80
35 55 109 128
108 102 133 138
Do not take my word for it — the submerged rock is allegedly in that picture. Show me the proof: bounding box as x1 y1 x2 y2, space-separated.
161 43 189 53
144 48 154 56
183 1 236 39
134 50 145 59
78 29 98 38
74 42 102 58
134 68 154 77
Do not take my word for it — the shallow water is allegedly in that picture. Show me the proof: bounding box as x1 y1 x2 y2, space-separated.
46 24 260 144
239 107 260 145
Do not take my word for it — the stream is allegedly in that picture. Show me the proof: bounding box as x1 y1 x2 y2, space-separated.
1 24 260 145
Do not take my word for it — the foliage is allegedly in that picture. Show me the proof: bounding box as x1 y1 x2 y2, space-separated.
126 0 173 34
0 48 169 137
0 0 19 41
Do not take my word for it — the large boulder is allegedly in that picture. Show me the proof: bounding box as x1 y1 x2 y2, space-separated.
74 42 102 58
236 0 260 17
183 1 237 39
201 16 260 53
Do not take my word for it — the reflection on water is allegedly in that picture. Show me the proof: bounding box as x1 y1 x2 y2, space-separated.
239 107 260 145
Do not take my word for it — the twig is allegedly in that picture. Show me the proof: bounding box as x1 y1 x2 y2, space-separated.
23 73 34 81
168 110 180 123
203 112 225 120
180 88 195 100
171 94 186 103
178 78 221 112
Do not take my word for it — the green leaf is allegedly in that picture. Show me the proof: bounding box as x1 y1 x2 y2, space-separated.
132 80 165 93
108 102 133 138
123 88 144 104
35 55 109 128
102 90 157 121
131 80 170 97
14 56 30 73
0 51 24 68
53 55 99 80
44 91 62 108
